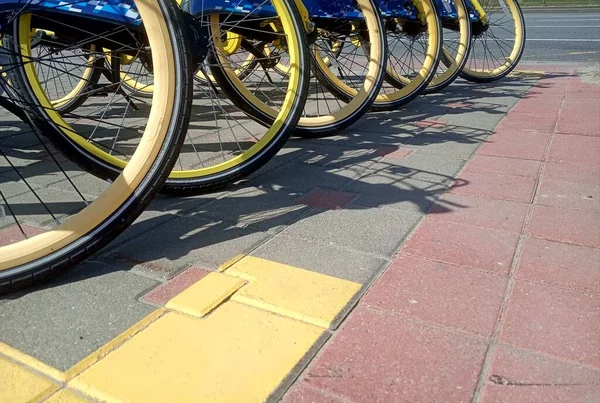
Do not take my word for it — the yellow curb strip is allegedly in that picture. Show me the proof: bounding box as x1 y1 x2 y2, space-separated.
0 355 59 403
64 308 166 380
165 272 246 318
0 342 65 382
224 256 361 329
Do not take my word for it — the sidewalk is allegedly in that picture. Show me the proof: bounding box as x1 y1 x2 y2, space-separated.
1 63 598 402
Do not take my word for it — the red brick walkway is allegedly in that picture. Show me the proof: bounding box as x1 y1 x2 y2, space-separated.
285 72 600 402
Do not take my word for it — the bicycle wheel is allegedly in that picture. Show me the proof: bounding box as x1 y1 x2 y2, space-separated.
214 0 387 138
16 0 310 194
460 0 525 83
426 0 471 92
373 0 442 111
0 0 192 292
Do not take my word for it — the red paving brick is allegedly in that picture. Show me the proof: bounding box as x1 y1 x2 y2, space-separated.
362 255 506 337
556 111 600 137
450 171 537 203
305 306 488 403
517 237 600 294
431 193 528 233
527 205 600 248
402 219 520 275
142 266 211 305
496 112 558 133
548 134 600 166
283 383 345 403
513 97 562 115
501 281 600 368
482 343 600 403
296 188 358 210
374 145 414 159
543 162 600 186
464 155 541 178
0 224 45 247
478 130 551 161
536 178 600 212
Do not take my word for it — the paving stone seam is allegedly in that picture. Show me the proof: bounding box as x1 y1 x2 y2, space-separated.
497 342 600 374
472 76 572 403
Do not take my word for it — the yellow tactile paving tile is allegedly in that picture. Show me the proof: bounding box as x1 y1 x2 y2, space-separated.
2 257 361 402
166 272 246 318
224 256 362 328
0 355 58 403
69 304 324 402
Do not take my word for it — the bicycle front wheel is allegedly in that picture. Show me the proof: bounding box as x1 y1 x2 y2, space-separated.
0 0 192 292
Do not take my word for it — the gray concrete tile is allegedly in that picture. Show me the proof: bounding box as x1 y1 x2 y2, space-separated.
250 162 364 193
108 214 272 277
196 186 311 232
252 233 389 284
0 260 157 371
280 207 423 258
373 152 467 182
437 109 508 131
346 172 449 213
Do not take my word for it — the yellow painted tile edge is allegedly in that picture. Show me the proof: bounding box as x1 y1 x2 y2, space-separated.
64 308 166 380
0 342 65 382
165 272 246 318
231 295 332 329
510 69 545 77
217 253 245 272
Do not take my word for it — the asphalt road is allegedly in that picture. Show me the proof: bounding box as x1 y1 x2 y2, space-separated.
522 8 600 62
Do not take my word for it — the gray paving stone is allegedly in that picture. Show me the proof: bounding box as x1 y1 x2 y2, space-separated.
437 109 508 131
252 233 389 284
403 134 487 159
280 207 423 258
0 260 157 371
346 174 449 213
197 186 311 233
108 214 272 277
374 152 467 182
250 162 364 193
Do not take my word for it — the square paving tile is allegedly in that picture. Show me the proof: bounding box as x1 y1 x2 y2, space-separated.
536 178 600 212
430 193 529 233
296 188 358 210
516 237 600 294
304 306 488 402
501 280 600 368
450 171 537 203
281 207 423 258
527 205 600 248
542 162 600 186
251 234 389 284
478 130 550 161
362 255 507 337
548 135 600 166
401 219 520 275
483 343 600 403
496 112 558 133
464 155 541 178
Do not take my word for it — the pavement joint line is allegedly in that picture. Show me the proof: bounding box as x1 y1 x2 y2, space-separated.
472 80 560 403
